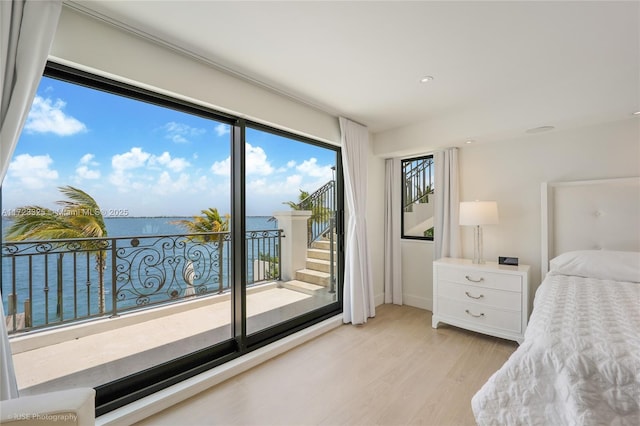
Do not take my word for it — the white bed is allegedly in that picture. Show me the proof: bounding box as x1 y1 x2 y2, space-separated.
471 177 640 425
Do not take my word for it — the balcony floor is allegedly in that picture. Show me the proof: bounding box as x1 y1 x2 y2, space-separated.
10 283 335 396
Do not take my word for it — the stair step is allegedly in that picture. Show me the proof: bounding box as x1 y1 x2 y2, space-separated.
307 248 332 261
282 280 326 295
312 240 336 251
295 268 330 287
306 258 332 273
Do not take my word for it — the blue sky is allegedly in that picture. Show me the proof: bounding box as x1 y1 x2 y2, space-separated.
3 77 336 217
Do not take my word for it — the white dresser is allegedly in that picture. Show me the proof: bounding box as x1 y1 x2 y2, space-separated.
432 257 530 343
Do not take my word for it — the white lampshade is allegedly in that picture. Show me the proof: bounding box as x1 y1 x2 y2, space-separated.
459 201 499 226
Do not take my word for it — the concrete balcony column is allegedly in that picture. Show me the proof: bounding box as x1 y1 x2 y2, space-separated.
272 210 312 281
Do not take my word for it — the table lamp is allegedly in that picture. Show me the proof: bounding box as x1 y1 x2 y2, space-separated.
459 201 499 264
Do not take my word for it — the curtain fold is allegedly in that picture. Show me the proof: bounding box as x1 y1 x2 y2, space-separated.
384 158 402 304
339 117 375 324
434 148 461 260
0 0 62 400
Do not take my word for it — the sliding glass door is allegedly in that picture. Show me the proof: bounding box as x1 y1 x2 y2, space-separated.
1 62 343 414
244 126 340 338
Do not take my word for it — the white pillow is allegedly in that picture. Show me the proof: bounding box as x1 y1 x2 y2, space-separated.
549 250 640 283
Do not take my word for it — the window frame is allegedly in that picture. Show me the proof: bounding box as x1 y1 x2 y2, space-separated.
400 154 435 241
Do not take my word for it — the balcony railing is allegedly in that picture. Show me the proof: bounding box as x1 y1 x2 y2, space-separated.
297 179 336 247
403 157 433 211
2 229 282 334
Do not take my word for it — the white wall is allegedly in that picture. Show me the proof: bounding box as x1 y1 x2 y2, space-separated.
401 240 434 309
459 118 639 289
51 7 340 144
373 118 640 311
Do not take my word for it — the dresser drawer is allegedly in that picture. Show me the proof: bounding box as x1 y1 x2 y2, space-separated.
437 297 522 334
433 259 531 343
437 266 522 292
438 281 521 311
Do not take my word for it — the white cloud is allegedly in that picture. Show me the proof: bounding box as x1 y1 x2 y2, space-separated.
215 123 230 137
149 152 190 173
8 154 58 189
110 148 152 192
108 169 147 193
285 174 304 188
296 157 333 179
79 153 98 166
211 157 230 176
108 170 131 190
247 144 274 175
75 165 101 180
109 148 192 192
243 155 336 214
24 96 87 136
153 171 191 195
247 174 303 196
210 143 273 177
75 153 101 181
112 147 151 170
246 174 305 215
163 122 206 143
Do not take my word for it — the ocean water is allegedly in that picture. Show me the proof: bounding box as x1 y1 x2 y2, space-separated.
1 215 276 239
102 216 275 237
1 216 278 330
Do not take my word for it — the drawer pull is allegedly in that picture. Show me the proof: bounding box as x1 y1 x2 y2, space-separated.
465 309 485 318
465 275 484 283
465 291 484 300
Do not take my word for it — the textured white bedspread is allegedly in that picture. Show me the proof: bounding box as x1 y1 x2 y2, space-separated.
472 274 640 425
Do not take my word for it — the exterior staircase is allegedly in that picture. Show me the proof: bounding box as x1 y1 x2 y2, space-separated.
283 237 336 295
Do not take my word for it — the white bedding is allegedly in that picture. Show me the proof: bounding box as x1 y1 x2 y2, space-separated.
471 273 640 425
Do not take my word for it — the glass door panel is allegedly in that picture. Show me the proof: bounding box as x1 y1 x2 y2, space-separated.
244 127 339 336
1 75 234 396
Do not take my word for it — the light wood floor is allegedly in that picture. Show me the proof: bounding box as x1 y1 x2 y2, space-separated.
136 304 517 426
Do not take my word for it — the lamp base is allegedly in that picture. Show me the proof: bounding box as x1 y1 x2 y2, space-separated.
472 225 485 264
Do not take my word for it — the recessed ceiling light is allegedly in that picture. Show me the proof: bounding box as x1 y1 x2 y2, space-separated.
525 125 555 134
465 139 474 144
420 75 434 83
633 111 640 116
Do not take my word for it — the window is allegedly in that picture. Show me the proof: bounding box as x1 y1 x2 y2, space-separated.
1 62 343 414
401 155 434 240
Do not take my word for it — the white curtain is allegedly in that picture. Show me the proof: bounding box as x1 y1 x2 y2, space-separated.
339 117 375 324
0 0 62 400
434 148 461 259
384 158 402 304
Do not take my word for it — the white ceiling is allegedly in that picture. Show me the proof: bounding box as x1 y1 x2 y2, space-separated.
68 1 639 143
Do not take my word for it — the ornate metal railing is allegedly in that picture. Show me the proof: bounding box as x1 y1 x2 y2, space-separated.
2 229 282 334
403 157 433 211
297 180 336 247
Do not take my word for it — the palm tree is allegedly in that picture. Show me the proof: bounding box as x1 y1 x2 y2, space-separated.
5 186 108 313
283 189 310 210
172 208 230 235
171 208 230 293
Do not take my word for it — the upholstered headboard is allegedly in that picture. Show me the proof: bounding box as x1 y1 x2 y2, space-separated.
541 177 640 276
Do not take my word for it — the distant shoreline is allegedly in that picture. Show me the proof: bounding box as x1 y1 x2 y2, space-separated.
104 215 274 219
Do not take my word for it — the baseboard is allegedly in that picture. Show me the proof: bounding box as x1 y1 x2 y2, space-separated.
403 294 432 311
375 292 385 306
375 293 431 311
96 314 343 426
